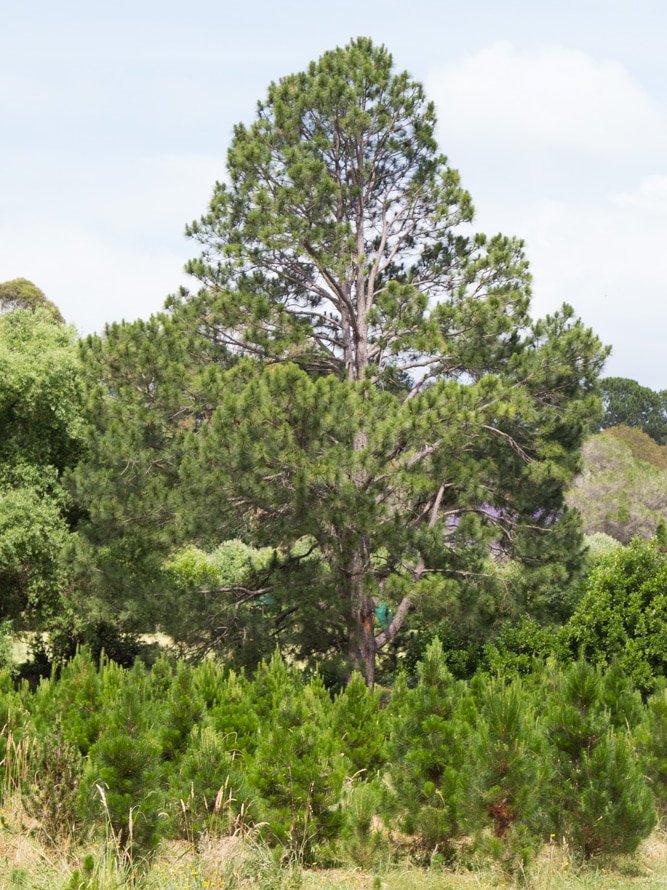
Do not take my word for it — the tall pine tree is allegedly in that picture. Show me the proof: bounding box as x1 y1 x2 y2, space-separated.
75 39 608 683
175 38 607 682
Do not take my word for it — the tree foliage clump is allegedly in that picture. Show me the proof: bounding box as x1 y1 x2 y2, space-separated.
163 540 278 664
600 377 667 444
0 308 85 629
567 429 667 542
606 424 667 469
561 538 667 695
68 314 213 634
0 278 65 324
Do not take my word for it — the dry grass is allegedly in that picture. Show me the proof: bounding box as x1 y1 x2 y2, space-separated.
2 794 667 890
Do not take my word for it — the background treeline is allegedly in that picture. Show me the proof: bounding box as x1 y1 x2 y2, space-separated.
1 636 665 875
569 423 667 543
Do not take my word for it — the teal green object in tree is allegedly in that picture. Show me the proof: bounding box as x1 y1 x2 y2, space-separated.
375 603 392 629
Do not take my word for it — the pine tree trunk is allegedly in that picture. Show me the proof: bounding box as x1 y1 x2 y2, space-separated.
349 415 375 686
347 548 377 687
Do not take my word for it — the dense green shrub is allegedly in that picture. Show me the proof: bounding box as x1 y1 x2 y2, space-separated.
1 641 665 872
338 780 389 870
157 661 205 762
207 668 261 758
32 648 103 756
637 681 667 814
485 616 559 677
247 659 345 858
168 724 249 840
543 658 655 856
561 539 667 695
331 672 388 777
388 639 472 856
80 661 163 857
468 675 549 872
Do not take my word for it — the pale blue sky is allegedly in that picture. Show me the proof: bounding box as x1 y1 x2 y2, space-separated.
2 0 666 387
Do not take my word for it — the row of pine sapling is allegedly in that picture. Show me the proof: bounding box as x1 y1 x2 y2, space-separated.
0 641 663 876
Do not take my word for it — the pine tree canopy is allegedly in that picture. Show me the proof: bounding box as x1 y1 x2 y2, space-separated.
599 376 667 444
78 38 609 684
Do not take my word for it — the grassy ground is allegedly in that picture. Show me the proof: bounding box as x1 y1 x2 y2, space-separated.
2 819 667 890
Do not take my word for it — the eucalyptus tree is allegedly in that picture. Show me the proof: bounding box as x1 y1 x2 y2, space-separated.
0 306 84 626
167 38 608 684
0 278 65 324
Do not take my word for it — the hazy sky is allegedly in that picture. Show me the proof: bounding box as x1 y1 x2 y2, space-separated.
2 0 666 387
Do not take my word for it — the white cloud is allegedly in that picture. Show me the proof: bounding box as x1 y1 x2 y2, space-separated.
507 182 667 389
425 44 667 389
0 213 191 334
0 153 224 333
611 175 667 214
427 42 667 161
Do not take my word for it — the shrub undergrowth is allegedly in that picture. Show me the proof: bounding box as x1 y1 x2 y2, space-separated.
0 642 664 886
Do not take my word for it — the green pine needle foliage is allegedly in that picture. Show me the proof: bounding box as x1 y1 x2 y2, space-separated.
543 658 655 857
388 639 472 856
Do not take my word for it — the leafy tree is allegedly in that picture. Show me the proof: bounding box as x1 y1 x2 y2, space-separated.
0 309 84 474
0 278 64 324
560 538 667 694
567 429 667 543
0 309 85 628
0 481 71 624
75 39 607 682
600 377 667 444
